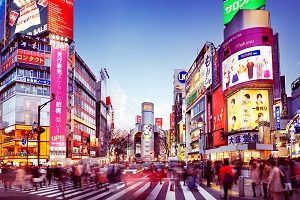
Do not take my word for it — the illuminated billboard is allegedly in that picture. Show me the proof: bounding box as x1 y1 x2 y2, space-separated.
212 87 227 147
0 0 5 41
8 0 48 39
223 0 266 25
173 69 187 93
186 44 213 108
8 0 74 40
48 0 74 40
227 89 270 132
142 102 154 112
155 118 163 128
142 124 154 158
50 41 68 152
222 46 273 91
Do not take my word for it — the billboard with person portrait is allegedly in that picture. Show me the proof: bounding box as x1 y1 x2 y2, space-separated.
227 89 270 132
222 46 273 91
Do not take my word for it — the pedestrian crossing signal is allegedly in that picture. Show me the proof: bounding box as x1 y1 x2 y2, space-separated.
220 131 225 141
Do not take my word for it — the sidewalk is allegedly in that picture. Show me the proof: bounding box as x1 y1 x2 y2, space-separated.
201 177 300 199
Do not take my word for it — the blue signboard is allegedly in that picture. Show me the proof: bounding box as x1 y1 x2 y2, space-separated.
0 0 5 42
178 71 187 84
275 106 280 130
21 138 27 145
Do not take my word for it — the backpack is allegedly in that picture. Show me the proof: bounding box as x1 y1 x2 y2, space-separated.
224 172 233 186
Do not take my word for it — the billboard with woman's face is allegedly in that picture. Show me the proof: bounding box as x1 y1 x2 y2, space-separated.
222 46 273 91
227 89 270 132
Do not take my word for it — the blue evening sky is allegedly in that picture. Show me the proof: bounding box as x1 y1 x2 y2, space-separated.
74 0 300 130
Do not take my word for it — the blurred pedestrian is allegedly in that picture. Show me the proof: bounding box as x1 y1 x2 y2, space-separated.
268 160 285 200
261 160 271 199
186 164 197 191
46 165 53 186
219 158 234 200
250 159 261 197
206 160 213 187
279 157 292 199
3 164 15 191
15 166 25 191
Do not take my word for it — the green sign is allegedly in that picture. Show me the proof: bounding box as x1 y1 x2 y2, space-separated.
224 0 266 25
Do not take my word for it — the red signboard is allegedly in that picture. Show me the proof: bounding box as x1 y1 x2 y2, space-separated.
155 118 163 128
170 113 175 129
17 50 45 65
2 57 14 72
48 0 74 40
212 87 227 147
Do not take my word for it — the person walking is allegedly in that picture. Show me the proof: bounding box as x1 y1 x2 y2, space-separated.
279 157 293 200
206 160 213 187
46 165 53 186
268 160 285 200
250 159 261 197
219 159 234 200
15 166 25 191
261 160 271 199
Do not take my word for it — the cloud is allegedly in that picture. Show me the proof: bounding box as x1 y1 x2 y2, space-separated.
154 103 171 130
108 80 139 130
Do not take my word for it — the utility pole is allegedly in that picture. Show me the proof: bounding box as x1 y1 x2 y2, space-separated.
37 93 55 166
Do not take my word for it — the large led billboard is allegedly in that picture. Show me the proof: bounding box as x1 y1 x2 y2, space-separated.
222 46 273 91
0 0 5 42
50 41 68 152
227 89 270 132
8 0 73 40
223 0 266 25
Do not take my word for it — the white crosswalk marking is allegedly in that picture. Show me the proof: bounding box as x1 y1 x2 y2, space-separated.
145 181 164 200
131 182 150 197
87 183 126 200
166 182 176 200
105 182 143 200
196 183 217 200
180 181 196 200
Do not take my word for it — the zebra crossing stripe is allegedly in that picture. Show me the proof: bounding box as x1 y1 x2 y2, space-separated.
165 182 176 200
46 186 84 198
130 182 151 198
69 182 123 200
56 186 97 199
197 184 217 200
145 181 164 200
87 183 126 200
105 181 144 200
180 181 196 200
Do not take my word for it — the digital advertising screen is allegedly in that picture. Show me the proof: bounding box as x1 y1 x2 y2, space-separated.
227 89 270 132
8 0 48 39
222 46 273 91
223 0 266 25
48 0 74 40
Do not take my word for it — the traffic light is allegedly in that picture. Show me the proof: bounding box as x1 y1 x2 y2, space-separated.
20 152 25 157
220 131 225 141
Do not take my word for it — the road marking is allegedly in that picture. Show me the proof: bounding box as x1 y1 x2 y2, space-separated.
145 182 164 200
87 183 126 200
105 182 143 200
180 181 196 200
166 182 176 200
131 182 150 197
197 183 217 200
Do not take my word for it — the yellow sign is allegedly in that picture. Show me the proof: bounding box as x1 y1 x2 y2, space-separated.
227 89 270 132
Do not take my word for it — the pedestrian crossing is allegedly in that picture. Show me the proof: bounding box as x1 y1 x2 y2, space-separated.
1 180 219 200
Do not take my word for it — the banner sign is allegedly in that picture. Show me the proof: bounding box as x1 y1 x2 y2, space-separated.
155 118 163 128
136 115 142 124
228 132 260 145
275 106 280 130
224 0 266 25
50 41 68 149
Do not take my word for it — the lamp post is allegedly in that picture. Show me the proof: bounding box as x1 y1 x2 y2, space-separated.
37 93 55 166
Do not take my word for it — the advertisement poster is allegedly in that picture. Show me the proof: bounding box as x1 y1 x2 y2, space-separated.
222 46 273 91
212 87 227 147
50 41 68 150
155 118 163 128
0 0 5 41
223 0 266 24
227 89 270 132
142 124 154 158
48 0 74 40
173 69 187 93
8 0 48 39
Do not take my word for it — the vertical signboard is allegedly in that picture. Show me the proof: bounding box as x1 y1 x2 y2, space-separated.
0 0 5 42
275 106 281 130
212 49 221 90
155 118 163 128
136 115 142 124
212 87 227 146
50 41 68 154
273 33 281 99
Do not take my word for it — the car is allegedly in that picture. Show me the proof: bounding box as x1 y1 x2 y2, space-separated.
142 162 152 172
122 164 143 176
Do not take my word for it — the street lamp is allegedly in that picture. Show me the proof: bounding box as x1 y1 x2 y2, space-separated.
36 93 55 166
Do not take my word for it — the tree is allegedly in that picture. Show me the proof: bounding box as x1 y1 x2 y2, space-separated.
109 129 133 162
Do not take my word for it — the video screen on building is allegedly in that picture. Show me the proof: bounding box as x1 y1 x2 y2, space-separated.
227 89 270 132
222 46 273 91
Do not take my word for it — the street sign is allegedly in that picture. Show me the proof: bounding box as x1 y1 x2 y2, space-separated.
21 138 27 145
